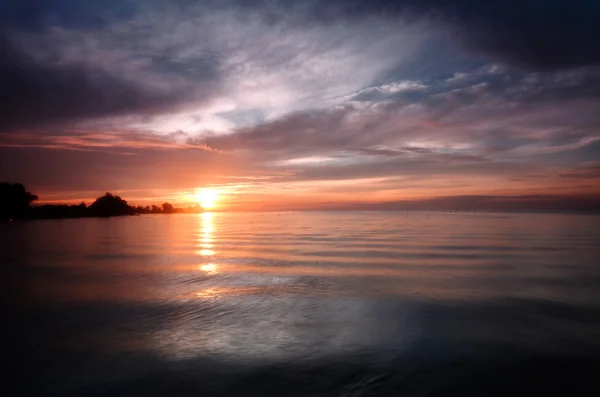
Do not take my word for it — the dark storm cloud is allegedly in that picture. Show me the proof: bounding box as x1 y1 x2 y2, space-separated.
0 35 208 131
246 0 600 71
0 0 224 131
0 0 139 31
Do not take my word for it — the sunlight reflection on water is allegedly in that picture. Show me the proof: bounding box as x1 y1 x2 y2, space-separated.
196 212 217 256
198 263 218 274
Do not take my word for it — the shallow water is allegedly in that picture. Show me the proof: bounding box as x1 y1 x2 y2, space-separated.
4 212 600 396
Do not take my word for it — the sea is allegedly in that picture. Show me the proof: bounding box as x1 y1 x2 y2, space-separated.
3 211 600 396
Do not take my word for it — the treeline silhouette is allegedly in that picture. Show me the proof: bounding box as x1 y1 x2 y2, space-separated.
0 182 190 221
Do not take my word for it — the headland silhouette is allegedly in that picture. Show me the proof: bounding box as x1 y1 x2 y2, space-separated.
0 182 198 221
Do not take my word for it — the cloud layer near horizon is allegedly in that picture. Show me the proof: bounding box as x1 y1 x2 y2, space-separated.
1 0 599 210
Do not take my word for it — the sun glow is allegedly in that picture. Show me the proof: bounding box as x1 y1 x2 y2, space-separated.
195 189 219 209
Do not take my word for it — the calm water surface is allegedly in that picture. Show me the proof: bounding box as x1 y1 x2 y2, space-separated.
4 212 600 396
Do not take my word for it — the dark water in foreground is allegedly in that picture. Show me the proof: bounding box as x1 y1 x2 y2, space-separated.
3 212 600 396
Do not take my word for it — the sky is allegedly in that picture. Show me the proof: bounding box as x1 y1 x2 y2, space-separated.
1 0 600 211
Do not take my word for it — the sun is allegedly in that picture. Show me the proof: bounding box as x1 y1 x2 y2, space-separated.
195 189 219 209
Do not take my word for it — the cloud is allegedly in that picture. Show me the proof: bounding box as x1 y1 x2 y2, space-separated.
559 162 600 179
279 0 600 71
1 0 598 208
0 1 433 134
3 0 599 134
201 65 600 159
0 33 215 132
0 129 219 152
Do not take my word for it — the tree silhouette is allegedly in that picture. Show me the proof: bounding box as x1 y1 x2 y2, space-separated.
1 182 190 221
0 182 38 220
88 193 135 217
162 202 174 214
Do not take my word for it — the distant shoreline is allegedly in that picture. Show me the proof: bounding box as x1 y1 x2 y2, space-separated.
1 183 204 222
3 209 599 224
